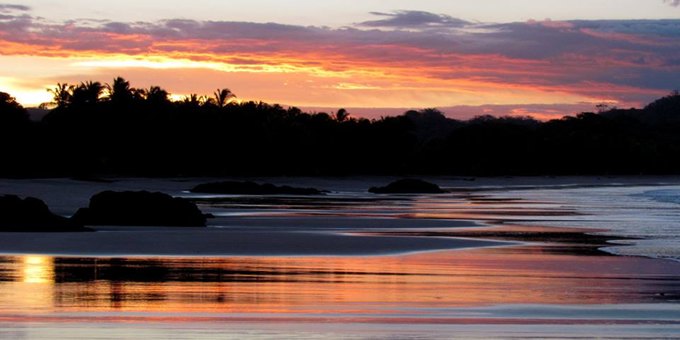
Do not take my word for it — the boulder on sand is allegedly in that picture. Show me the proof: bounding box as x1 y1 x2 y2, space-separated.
0 195 85 231
72 191 207 227
369 179 445 194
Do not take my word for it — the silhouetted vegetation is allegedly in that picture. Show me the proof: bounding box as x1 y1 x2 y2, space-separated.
1 78 680 177
369 179 445 194
192 181 326 195
72 191 207 227
0 195 85 231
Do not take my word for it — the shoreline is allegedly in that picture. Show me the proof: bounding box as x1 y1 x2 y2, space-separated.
368 224 633 256
0 224 660 263
0 176 678 266
0 216 639 259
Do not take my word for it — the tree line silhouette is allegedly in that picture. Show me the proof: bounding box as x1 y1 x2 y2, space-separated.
1 77 679 177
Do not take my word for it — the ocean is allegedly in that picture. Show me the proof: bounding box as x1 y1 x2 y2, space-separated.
481 184 680 262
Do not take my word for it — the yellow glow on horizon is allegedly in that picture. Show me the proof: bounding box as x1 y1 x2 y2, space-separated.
0 77 53 107
333 83 382 90
1 88 52 108
0 44 654 111
71 54 353 78
168 94 185 102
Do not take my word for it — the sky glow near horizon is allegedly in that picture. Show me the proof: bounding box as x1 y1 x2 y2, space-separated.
0 1 679 119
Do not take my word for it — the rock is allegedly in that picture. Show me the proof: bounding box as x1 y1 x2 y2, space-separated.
0 195 85 231
369 179 445 194
72 191 207 226
191 181 325 195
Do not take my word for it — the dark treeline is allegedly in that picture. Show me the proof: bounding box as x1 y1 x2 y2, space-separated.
1 77 679 177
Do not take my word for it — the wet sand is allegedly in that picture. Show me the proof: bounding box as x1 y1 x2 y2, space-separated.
1 177 679 338
0 225 503 257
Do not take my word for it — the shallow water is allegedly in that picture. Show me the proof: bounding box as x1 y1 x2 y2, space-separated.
489 184 680 261
1 177 680 338
0 248 679 339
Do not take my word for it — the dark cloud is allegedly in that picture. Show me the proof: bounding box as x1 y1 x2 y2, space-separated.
0 3 30 28
0 4 29 12
570 19 680 38
359 10 470 29
102 22 132 34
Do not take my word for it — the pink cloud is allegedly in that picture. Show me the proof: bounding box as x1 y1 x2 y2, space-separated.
0 9 678 110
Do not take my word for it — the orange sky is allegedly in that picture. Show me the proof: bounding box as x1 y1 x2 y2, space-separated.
0 4 678 118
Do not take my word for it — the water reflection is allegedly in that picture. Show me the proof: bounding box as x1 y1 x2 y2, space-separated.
0 256 55 312
199 191 584 225
21 255 55 283
0 248 678 315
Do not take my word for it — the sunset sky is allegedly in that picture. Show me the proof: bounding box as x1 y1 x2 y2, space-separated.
1 1 679 119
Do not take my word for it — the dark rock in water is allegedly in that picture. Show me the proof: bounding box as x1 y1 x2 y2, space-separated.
191 181 325 195
0 195 85 231
72 191 207 226
369 179 445 194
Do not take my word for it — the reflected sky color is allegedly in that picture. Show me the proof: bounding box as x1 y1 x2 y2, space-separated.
0 179 679 337
0 1 679 118
0 248 678 317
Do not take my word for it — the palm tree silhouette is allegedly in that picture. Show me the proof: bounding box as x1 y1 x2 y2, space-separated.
213 88 236 108
144 86 170 106
106 77 134 106
48 83 74 108
183 93 204 107
71 81 104 107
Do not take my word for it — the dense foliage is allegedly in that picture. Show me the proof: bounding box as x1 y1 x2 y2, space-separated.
1 78 679 177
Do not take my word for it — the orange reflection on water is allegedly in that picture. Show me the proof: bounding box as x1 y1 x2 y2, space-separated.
0 247 678 316
21 255 55 284
0 255 55 312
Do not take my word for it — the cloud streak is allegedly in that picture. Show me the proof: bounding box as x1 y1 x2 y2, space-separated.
0 9 678 111
0 4 29 12
359 10 471 29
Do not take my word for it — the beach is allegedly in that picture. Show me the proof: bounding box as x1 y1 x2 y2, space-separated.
0 177 679 338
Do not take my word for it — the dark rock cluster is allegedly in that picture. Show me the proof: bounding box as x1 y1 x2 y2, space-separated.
72 191 207 227
0 195 85 231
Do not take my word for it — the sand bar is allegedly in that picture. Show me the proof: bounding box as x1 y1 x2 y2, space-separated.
0 226 504 257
